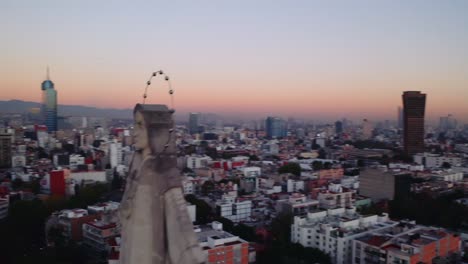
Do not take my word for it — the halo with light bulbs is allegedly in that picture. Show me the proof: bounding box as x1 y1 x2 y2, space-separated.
141 70 175 152
142 70 175 113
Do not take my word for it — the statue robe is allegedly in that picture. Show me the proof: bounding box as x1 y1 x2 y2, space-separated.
119 153 204 264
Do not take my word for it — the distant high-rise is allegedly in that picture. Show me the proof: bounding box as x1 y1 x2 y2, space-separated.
439 114 457 131
188 113 200 134
41 67 58 132
397 106 403 129
0 129 12 168
361 119 373 139
265 116 286 139
402 91 426 155
335 121 343 134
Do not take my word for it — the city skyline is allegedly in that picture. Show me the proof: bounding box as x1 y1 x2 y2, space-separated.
2 1 468 122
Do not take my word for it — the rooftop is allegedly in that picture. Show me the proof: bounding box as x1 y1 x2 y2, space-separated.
85 220 117 230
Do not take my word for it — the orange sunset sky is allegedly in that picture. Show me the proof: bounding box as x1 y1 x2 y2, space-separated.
1 1 467 122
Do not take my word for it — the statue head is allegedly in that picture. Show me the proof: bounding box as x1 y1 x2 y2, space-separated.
133 104 175 156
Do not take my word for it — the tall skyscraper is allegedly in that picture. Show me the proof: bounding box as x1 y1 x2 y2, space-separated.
41 67 58 132
397 106 403 129
265 116 286 139
335 121 343 134
0 129 12 168
188 112 200 134
402 91 426 155
361 119 373 139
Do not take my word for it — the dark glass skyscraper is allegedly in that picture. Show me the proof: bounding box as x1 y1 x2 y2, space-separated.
41 68 58 132
335 121 343 134
188 112 200 134
402 91 426 155
265 116 286 139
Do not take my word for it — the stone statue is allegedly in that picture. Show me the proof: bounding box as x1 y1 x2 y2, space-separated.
119 104 204 264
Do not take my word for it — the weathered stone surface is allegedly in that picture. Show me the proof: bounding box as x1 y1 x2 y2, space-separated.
119 104 204 264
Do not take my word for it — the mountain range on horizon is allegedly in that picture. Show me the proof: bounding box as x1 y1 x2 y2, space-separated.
0 100 223 123
0 99 134 119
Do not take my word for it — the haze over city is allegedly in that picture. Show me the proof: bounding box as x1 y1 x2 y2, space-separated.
3 1 468 264
1 1 468 122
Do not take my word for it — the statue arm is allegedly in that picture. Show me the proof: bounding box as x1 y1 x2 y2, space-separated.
164 187 205 264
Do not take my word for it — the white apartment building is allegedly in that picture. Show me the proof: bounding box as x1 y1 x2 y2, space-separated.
216 199 252 223
240 168 260 193
87 201 120 214
240 166 261 177
69 154 85 170
69 171 107 183
187 203 196 223
182 177 195 195
340 176 360 190
388 163 424 171
287 179 305 193
291 207 398 264
317 184 355 209
413 153 462 168
186 155 212 169
431 171 464 182
109 142 123 169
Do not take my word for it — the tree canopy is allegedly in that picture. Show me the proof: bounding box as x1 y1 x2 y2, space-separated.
278 163 301 176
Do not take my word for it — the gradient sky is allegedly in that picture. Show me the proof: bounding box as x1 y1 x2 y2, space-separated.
1 0 468 122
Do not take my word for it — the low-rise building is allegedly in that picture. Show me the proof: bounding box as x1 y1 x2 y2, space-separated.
287 179 305 193
187 203 196 222
291 207 397 264
87 201 120 214
431 170 464 182
55 209 99 241
317 183 355 209
413 153 462 168
216 198 252 223
196 221 254 264
182 177 195 195
69 171 107 183
187 155 212 169
388 163 424 171
318 168 344 181
359 167 412 202
354 227 461 264
82 219 120 252
276 193 319 216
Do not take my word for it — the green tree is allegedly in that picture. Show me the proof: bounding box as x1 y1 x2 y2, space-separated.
26 178 42 194
312 161 323 171
357 159 365 167
185 194 213 224
257 213 332 264
278 163 301 176
249 154 260 161
111 171 123 190
216 217 234 233
232 223 255 242
201 181 215 195
441 162 451 169
12 178 24 190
